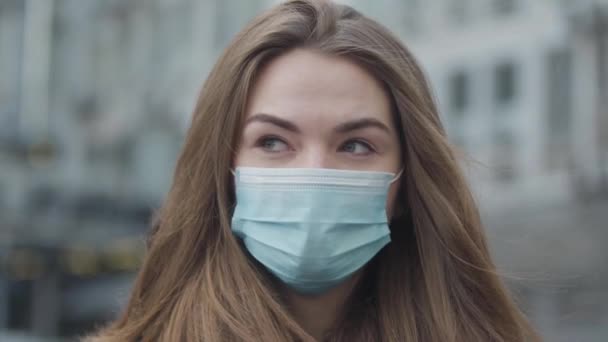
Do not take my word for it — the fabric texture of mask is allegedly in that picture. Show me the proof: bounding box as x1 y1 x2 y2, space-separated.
231 167 397 295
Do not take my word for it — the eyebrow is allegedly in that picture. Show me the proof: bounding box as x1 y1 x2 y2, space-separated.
245 113 300 133
333 118 391 134
246 113 391 134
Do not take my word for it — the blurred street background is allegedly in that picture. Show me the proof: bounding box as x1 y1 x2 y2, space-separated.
0 0 607 341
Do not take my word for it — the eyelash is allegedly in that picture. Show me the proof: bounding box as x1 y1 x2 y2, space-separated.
254 136 376 155
255 135 289 152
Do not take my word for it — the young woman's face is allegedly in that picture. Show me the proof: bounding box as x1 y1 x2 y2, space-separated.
235 48 402 217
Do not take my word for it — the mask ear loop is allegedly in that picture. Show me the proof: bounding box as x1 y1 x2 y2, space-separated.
390 169 404 184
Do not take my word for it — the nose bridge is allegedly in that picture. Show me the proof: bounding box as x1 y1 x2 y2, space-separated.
300 143 330 169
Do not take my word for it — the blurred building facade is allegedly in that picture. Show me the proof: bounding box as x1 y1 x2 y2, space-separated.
0 0 607 340
355 0 608 210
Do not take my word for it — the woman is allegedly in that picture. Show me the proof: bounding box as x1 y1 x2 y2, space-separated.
87 0 539 341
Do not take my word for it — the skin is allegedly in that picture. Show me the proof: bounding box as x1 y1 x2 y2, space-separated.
234 48 402 340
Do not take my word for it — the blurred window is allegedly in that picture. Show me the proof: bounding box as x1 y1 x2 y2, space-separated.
0 0 25 141
493 0 516 16
545 48 572 170
8 280 33 330
447 0 469 26
402 0 421 34
448 69 470 117
494 61 517 106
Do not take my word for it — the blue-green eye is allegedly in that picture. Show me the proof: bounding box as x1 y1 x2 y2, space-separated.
340 140 374 155
256 136 289 153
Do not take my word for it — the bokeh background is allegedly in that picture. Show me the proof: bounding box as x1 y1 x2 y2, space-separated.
1 0 607 341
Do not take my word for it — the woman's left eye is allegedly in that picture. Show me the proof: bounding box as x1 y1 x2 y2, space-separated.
340 140 375 155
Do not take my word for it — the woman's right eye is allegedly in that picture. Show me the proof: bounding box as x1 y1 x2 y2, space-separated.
255 136 290 153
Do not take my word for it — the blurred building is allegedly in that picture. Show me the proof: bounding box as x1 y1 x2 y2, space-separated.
354 0 608 209
0 0 606 340
0 0 217 337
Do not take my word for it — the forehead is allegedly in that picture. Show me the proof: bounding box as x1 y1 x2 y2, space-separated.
246 48 393 127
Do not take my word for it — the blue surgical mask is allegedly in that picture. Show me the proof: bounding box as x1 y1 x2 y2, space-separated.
231 167 401 295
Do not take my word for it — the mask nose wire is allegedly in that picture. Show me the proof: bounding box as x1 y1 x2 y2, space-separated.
232 167 403 183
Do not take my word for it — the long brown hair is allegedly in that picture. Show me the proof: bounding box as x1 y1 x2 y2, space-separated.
86 1 539 341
